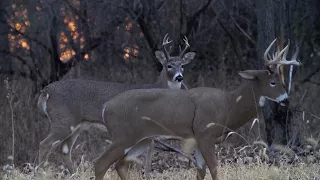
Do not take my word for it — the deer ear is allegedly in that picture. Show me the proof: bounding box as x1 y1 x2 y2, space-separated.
182 52 196 65
238 71 256 80
238 70 270 80
155 50 167 65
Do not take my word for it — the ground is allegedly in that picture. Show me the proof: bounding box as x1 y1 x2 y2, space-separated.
2 141 320 179
2 161 319 180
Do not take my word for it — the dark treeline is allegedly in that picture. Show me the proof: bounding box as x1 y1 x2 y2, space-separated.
0 0 319 166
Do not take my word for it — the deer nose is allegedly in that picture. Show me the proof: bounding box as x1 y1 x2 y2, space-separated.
175 75 183 82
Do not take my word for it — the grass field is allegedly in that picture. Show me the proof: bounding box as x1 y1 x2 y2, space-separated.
2 161 319 180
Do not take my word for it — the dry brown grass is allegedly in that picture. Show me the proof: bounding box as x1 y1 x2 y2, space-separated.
2 161 319 180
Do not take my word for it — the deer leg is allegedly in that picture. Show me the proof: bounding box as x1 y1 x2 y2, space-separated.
38 130 69 168
115 159 131 180
196 137 218 180
60 122 107 173
144 139 155 180
38 133 58 167
94 141 131 180
154 139 196 164
194 147 206 180
115 139 153 179
60 129 80 173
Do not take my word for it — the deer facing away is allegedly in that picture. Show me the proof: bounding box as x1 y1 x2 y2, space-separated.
37 34 196 173
93 39 301 180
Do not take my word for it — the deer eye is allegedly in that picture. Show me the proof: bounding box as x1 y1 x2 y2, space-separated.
167 65 172 69
270 82 276 87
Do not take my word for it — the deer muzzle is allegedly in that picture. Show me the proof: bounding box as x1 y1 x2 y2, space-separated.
277 93 289 106
260 92 289 107
276 92 289 103
174 73 183 82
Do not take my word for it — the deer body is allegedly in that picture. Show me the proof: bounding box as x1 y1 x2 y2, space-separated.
37 34 196 174
40 72 172 126
94 39 301 180
94 73 287 180
94 73 289 180
103 89 196 140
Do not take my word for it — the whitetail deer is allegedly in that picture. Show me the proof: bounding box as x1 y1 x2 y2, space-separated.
93 39 301 180
37 34 196 173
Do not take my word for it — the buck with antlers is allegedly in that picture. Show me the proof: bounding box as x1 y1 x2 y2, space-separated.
93 38 301 180
37 34 196 173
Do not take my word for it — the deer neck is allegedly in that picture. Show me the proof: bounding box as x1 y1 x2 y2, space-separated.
156 69 182 89
225 81 262 130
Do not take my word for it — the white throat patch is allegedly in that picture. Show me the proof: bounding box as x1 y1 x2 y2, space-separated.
260 93 289 107
259 96 266 107
167 81 182 89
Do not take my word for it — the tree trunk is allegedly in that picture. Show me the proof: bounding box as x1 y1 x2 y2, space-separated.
257 0 296 146
0 0 13 166
256 0 285 145
0 1 12 75
167 0 182 55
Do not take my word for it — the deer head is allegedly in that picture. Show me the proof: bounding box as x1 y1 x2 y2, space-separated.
155 34 196 88
238 38 301 106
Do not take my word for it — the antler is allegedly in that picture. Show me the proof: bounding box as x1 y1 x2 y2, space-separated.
281 40 301 66
179 36 190 58
162 33 172 60
264 38 301 72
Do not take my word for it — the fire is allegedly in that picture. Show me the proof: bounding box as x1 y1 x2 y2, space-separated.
9 4 30 52
24 21 30 26
68 21 76 32
59 3 90 61
123 53 130 60
133 49 139 56
123 46 139 60
20 40 30 50
73 31 79 40
8 1 91 61
60 48 76 62
15 23 22 31
59 32 69 43
125 22 133 31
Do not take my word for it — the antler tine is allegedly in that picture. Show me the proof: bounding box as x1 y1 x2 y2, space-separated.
179 36 190 58
292 44 299 60
263 38 277 65
264 39 288 66
162 33 172 60
281 41 301 66
264 39 301 67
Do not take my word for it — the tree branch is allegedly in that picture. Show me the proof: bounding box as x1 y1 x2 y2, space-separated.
0 19 53 55
190 0 213 21
63 0 88 27
217 0 256 45
293 109 320 121
186 0 213 36
217 19 240 60
301 65 320 84
308 80 320 86
0 50 38 82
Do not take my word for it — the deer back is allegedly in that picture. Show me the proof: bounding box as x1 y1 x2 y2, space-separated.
102 88 196 141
